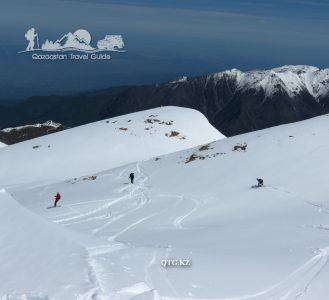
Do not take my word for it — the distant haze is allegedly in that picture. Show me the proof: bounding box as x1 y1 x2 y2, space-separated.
1 0 329 100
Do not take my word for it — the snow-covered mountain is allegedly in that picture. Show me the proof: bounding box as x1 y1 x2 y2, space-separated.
0 120 67 145
2 120 62 132
1 106 329 299
163 65 329 136
2 65 329 137
0 107 223 186
208 65 329 100
95 65 329 137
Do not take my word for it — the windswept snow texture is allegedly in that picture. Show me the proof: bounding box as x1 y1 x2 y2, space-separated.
0 107 223 186
4 110 329 299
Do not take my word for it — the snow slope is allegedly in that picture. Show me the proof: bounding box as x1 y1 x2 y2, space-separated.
7 111 329 300
0 107 223 187
0 189 94 299
0 141 6 148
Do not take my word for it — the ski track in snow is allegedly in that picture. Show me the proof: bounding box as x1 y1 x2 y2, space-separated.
65 181 329 299
161 247 329 300
104 162 179 297
77 164 153 299
143 246 179 300
54 194 135 225
96 163 151 237
166 184 329 300
57 161 178 300
173 196 202 229
306 201 329 215
6 106 329 300
13 170 329 299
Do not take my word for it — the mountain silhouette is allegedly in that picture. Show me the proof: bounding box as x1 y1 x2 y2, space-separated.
42 32 95 51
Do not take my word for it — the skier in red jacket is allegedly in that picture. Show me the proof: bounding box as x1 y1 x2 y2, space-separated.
54 192 61 207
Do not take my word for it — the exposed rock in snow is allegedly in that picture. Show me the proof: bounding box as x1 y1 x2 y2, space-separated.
0 107 224 186
0 121 66 145
6 111 329 300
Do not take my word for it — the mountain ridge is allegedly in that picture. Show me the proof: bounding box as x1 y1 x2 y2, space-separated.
206 65 329 100
0 121 68 145
1 65 329 137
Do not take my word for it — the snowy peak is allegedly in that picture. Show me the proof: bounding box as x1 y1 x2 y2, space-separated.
272 65 319 73
228 65 324 99
305 68 329 100
204 68 243 86
2 65 329 140
2 120 62 133
174 65 329 100
170 76 188 84
42 120 62 128
212 68 243 80
107 65 329 136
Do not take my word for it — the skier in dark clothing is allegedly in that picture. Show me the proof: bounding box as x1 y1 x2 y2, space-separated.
54 192 61 207
129 173 135 184
256 178 264 187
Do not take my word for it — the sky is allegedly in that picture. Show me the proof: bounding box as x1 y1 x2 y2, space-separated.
1 0 329 100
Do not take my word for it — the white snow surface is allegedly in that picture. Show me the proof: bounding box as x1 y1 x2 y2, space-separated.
204 65 329 100
0 107 224 185
0 141 7 148
0 107 223 186
0 189 93 299
2 107 329 299
170 76 188 84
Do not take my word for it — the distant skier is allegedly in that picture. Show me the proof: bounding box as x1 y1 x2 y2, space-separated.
256 178 264 187
54 192 61 207
129 173 135 184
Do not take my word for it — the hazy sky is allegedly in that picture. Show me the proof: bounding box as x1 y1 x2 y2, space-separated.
1 0 329 99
